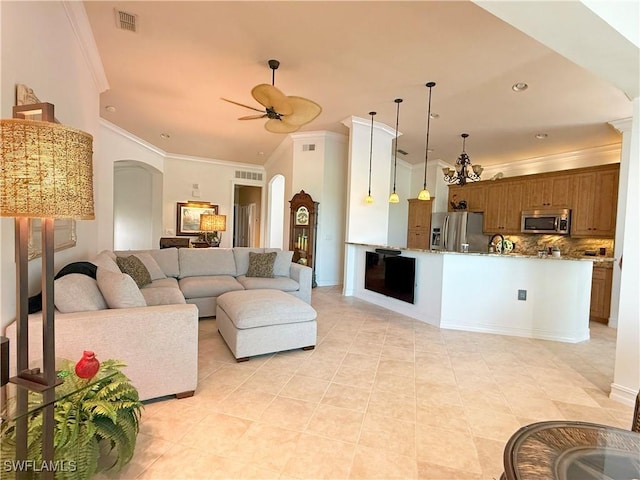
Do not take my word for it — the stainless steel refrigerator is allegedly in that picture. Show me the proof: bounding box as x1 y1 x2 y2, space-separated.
430 212 488 253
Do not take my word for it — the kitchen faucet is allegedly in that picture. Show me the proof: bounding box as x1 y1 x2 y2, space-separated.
489 234 505 253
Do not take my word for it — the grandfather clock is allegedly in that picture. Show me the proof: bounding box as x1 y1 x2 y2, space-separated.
289 190 318 287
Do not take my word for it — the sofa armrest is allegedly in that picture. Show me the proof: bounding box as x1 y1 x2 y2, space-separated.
289 263 312 304
4 304 199 401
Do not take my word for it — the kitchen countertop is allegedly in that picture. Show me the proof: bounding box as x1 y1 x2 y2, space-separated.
346 242 616 263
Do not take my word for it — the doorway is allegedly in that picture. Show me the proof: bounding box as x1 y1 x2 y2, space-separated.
233 185 262 247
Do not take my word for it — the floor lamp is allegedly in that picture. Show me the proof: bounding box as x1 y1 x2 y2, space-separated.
0 103 94 479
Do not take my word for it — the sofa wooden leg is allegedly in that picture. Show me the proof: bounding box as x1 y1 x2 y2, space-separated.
175 390 195 399
302 345 315 351
236 357 250 363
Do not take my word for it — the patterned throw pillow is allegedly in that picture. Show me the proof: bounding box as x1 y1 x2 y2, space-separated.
116 255 152 288
246 252 277 278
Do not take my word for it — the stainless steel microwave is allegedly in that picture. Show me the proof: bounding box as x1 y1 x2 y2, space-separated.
521 209 571 234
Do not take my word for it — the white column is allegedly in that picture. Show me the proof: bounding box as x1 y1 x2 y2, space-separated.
610 100 640 405
342 116 396 246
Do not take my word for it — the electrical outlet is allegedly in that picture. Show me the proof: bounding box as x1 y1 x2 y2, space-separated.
518 289 527 301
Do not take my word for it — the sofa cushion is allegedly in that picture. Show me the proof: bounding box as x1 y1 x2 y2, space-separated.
143 277 179 289
141 287 186 306
178 275 244 299
233 248 264 276
91 250 120 273
178 248 236 278
54 274 107 313
116 255 152 288
217 289 316 329
246 252 276 278
236 275 300 292
96 268 146 309
116 248 179 278
264 249 295 277
133 252 167 280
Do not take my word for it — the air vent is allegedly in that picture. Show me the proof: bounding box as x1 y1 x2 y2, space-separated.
115 10 137 32
397 149 408 156
235 170 263 181
302 144 316 152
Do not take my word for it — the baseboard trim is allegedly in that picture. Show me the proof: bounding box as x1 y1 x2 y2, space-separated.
609 383 638 407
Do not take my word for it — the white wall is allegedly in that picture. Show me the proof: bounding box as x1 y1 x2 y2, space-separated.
387 159 412 247
289 132 349 286
0 1 103 329
265 138 294 248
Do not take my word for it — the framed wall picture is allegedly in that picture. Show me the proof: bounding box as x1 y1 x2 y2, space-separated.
176 202 218 236
28 218 77 260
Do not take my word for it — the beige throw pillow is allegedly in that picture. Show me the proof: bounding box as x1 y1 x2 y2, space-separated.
116 255 152 287
96 268 146 309
54 274 107 313
246 251 277 278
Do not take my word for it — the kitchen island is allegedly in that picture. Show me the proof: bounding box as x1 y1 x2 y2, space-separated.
344 243 602 343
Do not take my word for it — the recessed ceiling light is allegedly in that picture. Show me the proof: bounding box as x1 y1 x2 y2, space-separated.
160 133 170 139
535 133 548 139
105 105 116 112
258 151 265 156
512 82 528 92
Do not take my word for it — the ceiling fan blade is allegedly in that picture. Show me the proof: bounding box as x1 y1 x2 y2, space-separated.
280 96 322 126
220 97 265 113
251 84 294 115
238 114 267 120
264 119 300 134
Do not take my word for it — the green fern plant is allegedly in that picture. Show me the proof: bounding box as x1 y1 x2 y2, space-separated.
1 359 143 480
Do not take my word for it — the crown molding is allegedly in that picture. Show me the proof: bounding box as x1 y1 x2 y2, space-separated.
290 130 348 144
63 1 109 93
341 116 397 137
100 119 265 170
609 117 633 133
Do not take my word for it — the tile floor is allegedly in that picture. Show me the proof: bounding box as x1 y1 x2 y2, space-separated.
97 286 633 480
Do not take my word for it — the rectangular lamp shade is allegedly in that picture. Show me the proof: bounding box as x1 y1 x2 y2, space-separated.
0 118 95 219
199 214 226 232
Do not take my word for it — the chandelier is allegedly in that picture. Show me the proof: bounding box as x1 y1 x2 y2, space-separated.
443 133 483 185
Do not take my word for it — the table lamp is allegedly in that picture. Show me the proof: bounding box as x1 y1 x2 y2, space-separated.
199 213 226 246
0 102 94 476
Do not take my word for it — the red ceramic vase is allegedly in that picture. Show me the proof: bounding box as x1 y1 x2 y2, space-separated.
75 350 100 380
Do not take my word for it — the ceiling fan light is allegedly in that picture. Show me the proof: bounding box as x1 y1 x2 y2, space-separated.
389 192 400 203
417 189 431 201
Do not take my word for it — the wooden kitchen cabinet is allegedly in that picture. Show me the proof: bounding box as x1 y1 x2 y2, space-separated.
590 265 612 323
524 174 573 209
407 198 433 249
483 181 524 234
571 165 619 237
447 183 486 212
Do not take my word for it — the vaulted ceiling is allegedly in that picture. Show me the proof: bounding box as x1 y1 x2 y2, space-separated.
84 1 635 168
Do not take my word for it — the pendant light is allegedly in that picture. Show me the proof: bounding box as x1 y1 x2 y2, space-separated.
389 98 403 203
365 111 376 204
418 82 436 201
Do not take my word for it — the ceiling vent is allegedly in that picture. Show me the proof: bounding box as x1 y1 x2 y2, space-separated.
302 144 316 152
235 170 263 181
397 149 408 156
115 10 137 32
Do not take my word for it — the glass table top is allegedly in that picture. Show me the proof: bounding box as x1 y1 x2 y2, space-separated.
503 421 640 480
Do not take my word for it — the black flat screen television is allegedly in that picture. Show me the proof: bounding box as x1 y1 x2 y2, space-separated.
364 251 415 304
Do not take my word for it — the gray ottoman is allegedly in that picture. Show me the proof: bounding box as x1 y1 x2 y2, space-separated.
216 289 317 361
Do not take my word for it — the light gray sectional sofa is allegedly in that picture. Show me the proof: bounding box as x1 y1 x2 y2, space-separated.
4 247 311 402
114 247 312 317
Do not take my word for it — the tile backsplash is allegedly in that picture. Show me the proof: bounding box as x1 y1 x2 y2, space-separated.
503 234 614 258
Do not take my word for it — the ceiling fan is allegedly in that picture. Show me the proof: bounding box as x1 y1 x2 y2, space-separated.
221 59 322 134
